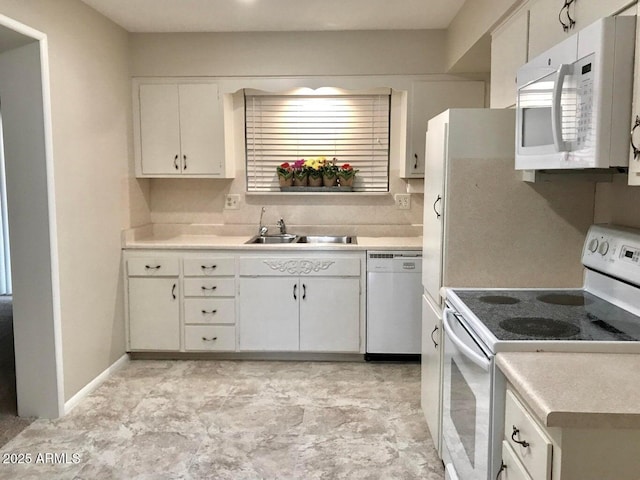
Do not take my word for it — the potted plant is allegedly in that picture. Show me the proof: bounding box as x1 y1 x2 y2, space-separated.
292 159 308 186
276 162 293 187
337 163 359 187
322 157 339 187
305 157 324 187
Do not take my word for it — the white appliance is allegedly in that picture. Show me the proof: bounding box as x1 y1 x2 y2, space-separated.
515 16 635 170
442 224 640 480
420 108 596 461
366 251 422 357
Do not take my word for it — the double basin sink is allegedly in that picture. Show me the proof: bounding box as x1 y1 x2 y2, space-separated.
246 234 357 245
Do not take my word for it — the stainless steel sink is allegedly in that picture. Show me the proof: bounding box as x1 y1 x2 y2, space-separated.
245 234 298 244
296 235 357 244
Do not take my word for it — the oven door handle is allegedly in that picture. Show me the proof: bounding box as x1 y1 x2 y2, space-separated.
443 307 491 372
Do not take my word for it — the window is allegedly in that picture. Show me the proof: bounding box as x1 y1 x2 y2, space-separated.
245 88 391 192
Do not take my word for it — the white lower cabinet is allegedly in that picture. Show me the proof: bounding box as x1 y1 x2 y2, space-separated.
238 277 300 351
183 255 236 352
503 389 552 480
125 251 364 354
299 277 360 352
238 255 363 353
128 277 180 351
420 294 442 455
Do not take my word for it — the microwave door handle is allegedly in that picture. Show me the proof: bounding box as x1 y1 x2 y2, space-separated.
443 307 491 372
551 63 570 152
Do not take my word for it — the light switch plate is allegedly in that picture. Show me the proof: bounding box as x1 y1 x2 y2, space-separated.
394 194 411 210
225 194 240 210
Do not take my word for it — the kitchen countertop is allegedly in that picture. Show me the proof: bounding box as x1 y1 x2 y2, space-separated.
123 234 423 251
497 352 640 430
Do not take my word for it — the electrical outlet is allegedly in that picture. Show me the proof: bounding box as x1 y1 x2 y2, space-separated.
224 194 240 210
394 194 411 210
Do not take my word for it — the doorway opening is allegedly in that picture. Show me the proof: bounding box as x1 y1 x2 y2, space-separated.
0 15 64 427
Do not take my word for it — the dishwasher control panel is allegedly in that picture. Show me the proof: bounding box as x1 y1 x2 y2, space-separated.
367 251 422 273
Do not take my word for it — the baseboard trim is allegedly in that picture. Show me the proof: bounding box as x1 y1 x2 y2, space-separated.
64 353 129 415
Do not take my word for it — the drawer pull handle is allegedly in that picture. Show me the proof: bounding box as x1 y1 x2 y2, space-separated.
201 265 217 270
171 283 176 300
201 309 218 315
511 426 530 448
201 286 218 291
201 336 218 342
174 154 179 170
293 283 297 300
430 325 439 348
302 283 306 299
145 265 161 270
496 461 506 480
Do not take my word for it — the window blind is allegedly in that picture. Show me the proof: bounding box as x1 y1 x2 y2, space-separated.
245 91 391 192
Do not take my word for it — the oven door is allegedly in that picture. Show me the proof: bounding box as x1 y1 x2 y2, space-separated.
442 305 493 480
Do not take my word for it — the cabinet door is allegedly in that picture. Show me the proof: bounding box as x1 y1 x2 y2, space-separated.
528 0 572 58
178 84 224 175
404 81 485 178
139 84 181 175
421 294 442 455
128 277 179 351
422 113 447 305
491 4 529 108
238 277 299 351
299 277 360 352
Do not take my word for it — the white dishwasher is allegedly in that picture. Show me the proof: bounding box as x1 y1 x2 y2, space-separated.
366 251 422 358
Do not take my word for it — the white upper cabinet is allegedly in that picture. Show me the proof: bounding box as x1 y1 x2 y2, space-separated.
134 79 232 178
528 0 632 59
490 3 530 108
402 80 485 178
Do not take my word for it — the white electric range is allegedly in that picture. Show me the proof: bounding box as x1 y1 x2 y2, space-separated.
440 224 640 480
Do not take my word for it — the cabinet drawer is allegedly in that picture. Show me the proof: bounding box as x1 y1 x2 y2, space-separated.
127 257 179 276
183 257 235 277
501 441 533 480
184 325 236 351
184 277 235 297
184 298 235 325
504 389 552 480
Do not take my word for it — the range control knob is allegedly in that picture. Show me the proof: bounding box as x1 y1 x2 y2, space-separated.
588 238 599 253
598 241 610 256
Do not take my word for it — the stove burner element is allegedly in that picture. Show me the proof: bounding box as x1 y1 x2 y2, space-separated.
478 295 520 305
537 293 590 306
499 317 581 338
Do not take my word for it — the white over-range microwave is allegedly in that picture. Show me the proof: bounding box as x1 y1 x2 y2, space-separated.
515 16 636 170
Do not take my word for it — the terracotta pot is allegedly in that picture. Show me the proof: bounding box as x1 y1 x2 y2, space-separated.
323 175 337 187
278 175 293 187
308 176 323 187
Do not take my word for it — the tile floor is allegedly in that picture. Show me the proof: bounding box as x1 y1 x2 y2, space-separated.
0 360 444 480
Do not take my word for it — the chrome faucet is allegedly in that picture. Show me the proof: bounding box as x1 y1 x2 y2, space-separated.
277 218 287 234
258 207 268 236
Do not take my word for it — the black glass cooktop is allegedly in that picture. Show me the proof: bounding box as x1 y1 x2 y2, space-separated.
453 289 640 342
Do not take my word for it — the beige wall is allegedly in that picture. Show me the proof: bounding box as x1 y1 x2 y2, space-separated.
130 30 448 77
130 30 455 232
0 0 136 401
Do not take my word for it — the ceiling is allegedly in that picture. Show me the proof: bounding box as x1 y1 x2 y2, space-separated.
80 0 466 33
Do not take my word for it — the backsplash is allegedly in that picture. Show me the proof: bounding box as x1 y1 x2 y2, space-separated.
145 168 423 235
